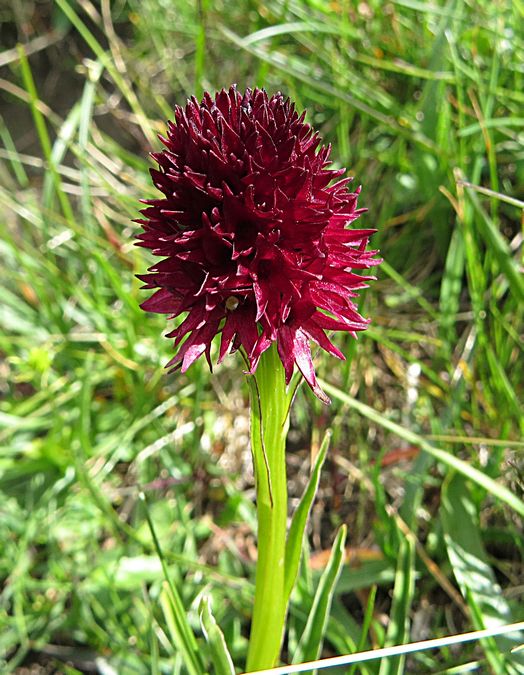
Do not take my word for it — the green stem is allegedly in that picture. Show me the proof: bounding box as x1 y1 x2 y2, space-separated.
246 344 290 670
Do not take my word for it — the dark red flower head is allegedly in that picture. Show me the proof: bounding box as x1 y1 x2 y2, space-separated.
137 86 380 402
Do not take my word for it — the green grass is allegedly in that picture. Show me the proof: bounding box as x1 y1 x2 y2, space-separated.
1 0 523 672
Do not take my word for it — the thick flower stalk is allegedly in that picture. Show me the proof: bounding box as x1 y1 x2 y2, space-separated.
137 86 380 670
137 86 379 403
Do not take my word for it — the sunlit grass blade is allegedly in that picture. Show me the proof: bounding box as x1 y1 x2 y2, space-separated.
78 59 104 234
457 181 524 209
292 525 347 665
41 104 80 216
16 44 74 226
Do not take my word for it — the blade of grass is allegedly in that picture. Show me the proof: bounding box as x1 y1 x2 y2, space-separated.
347 585 378 675
463 181 524 303
292 525 347 664
41 103 81 212
194 0 208 98
79 59 104 233
141 492 205 675
457 181 524 209
484 344 523 428
319 381 524 518
378 538 416 675
439 225 465 346
141 587 161 675
55 0 156 147
199 595 235 675
16 44 74 227
441 474 524 672
0 114 29 187
284 429 331 601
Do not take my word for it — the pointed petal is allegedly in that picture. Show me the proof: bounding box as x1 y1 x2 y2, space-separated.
289 329 331 404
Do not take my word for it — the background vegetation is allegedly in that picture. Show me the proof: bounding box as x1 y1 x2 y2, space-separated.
1 0 523 672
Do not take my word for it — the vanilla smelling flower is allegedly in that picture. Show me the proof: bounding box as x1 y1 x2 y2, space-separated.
137 86 380 402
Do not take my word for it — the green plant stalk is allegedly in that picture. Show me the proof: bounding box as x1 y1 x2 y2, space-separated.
246 344 290 670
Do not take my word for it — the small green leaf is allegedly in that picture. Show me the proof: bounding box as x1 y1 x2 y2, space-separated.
285 429 331 601
199 596 235 675
292 524 347 664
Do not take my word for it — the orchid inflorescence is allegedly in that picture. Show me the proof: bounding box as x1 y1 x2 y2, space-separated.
137 85 379 401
